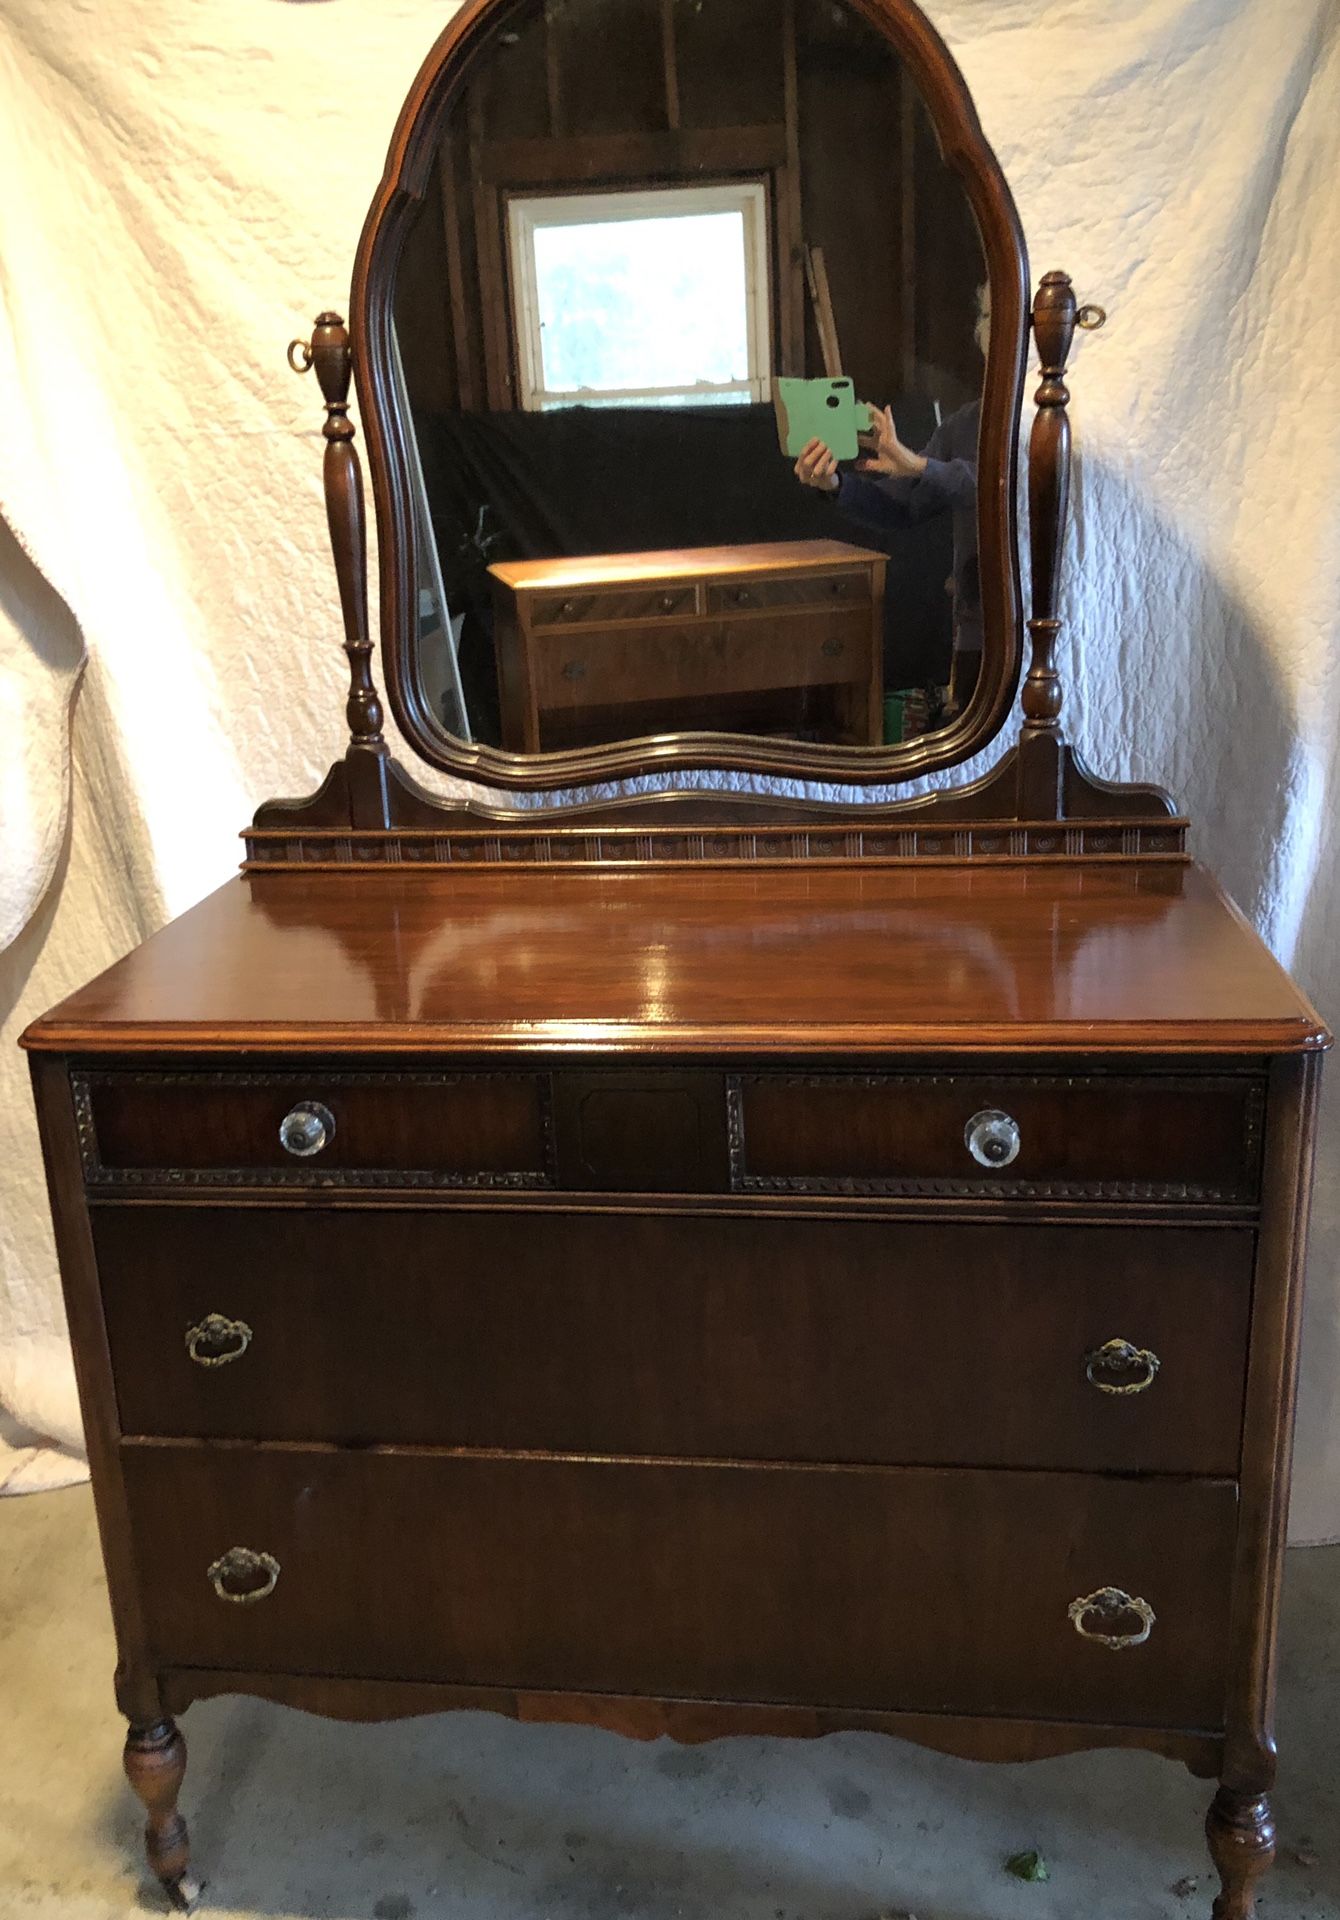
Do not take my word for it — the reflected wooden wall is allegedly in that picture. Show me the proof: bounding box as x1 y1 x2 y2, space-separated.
395 0 985 422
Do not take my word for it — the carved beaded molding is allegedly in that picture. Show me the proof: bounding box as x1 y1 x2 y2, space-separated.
72 1070 558 1192
725 1072 1268 1204
242 820 1190 871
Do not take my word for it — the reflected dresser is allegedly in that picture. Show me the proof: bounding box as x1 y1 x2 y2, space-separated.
488 541 886 752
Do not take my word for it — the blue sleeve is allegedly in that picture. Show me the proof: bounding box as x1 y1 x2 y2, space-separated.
834 453 976 531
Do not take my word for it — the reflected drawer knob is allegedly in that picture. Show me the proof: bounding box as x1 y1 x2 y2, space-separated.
185 1313 252 1368
208 1547 280 1606
964 1108 1021 1168
733 587 754 606
821 637 845 658
561 660 586 681
1085 1338 1161 1396
560 599 578 618
831 578 850 597
659 593 678 612
1068 1587 1155 1650
279 1100 335 1158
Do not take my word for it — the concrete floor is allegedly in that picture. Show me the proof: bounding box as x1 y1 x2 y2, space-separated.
1 1487 1337 1920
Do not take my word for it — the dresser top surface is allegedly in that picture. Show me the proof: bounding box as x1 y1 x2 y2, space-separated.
488 540 879 592
22 861 1327 1059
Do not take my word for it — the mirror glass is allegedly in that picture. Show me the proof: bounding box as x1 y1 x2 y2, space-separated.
394 0 988 757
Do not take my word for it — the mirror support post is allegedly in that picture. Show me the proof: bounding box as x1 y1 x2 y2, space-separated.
291 312 392 829
1017 269 1078 821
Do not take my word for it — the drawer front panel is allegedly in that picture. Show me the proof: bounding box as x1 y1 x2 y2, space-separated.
531 612 873 713
732 1072 1265 1202
124 1446 1236 1729
529 584 699 626
705 571 872 614
77 1070 553 1188
99 1209 1252 1475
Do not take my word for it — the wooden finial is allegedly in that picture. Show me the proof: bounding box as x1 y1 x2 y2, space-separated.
289 312 392 827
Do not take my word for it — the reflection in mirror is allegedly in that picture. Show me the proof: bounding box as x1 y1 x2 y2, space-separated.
394 0 987 757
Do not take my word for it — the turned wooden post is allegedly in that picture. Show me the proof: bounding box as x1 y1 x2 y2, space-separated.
124 1719 200 1912
289 312 392 827
1016 269 1104 819
1206 1786 1275 1919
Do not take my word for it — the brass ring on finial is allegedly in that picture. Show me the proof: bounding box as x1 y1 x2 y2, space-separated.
1076 304 1108 331
287 338 314 374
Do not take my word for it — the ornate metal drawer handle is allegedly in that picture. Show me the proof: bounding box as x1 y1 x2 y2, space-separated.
659 592 679 613
821 637 845 658
279 1099 335 1158
1085 1338 1161 1395
185 1314 253 1368
964 1108 1021 1168
207 1548 280 1606
561 660 587 681
1068 1587 1155 1650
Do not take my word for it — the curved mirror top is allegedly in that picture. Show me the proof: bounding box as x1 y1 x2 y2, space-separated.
365 0 1027 787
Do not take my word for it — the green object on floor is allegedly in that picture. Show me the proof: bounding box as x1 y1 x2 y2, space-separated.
1006 1849 1051 1882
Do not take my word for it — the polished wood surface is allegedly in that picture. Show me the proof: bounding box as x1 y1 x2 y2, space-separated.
489 540 879 589
97 1209 1253 1474
122 1443 1237 1727
489 542 885 752
21 862 1326 1056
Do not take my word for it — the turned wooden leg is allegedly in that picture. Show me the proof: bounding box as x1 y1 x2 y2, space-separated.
123 1720 201 1912
1206 1785 1275 1920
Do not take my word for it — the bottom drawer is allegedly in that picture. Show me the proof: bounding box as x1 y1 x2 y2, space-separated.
123 1446 1237 1729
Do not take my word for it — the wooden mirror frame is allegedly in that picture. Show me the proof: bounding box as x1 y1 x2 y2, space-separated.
350 0 1030 793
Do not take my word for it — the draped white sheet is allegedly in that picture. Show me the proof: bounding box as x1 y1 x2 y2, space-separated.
1 0 1337 1527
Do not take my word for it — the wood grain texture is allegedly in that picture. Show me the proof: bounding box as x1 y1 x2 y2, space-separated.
121 1442 1238 1729
21 864 1327 1057
96 1209 1253 1474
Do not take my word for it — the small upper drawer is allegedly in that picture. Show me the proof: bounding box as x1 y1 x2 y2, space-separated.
74 1069 554 1190
730 1071 1266 1203
529 583 699 626
705 570 871 614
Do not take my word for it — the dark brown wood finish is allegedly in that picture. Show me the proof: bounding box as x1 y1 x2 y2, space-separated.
349 0 1031 790
96 1209 1254 1474
123 1721 198 1913
121 1443 1238 1728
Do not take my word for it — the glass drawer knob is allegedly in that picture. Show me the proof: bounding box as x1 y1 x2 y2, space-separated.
208 1547 280 1605
279 1100 334 1158
1068 1587 1155 1650
965 1108 1021 1168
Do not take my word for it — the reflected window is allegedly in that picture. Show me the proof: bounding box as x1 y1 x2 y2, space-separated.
507 183 772 410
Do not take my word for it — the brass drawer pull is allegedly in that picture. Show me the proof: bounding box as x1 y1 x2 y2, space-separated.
1085 1338 1161 1395
208 1548 280 1606
964 1108 1021 1168
1068 1587 1155 1650
185 1313 252 1368
279 1099 335 1158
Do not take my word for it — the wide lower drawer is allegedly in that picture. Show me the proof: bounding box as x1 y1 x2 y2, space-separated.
97 1210 1253 1474
122 1446 1237 1729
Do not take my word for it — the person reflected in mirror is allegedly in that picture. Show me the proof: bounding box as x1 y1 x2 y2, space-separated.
794 285 987 715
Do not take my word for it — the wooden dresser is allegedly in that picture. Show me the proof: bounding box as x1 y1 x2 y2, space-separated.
21 0 1326 1912
23 859 1326 1915
488 541 886 751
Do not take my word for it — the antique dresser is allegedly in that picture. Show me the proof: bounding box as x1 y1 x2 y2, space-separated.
22 1 1326 1917
489 540 886 750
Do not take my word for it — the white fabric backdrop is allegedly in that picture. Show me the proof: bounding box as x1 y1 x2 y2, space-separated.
1 0 1337 1524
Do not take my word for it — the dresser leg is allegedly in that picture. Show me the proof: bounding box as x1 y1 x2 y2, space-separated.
1206 1785 1274 1919
123 1720 201 1912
